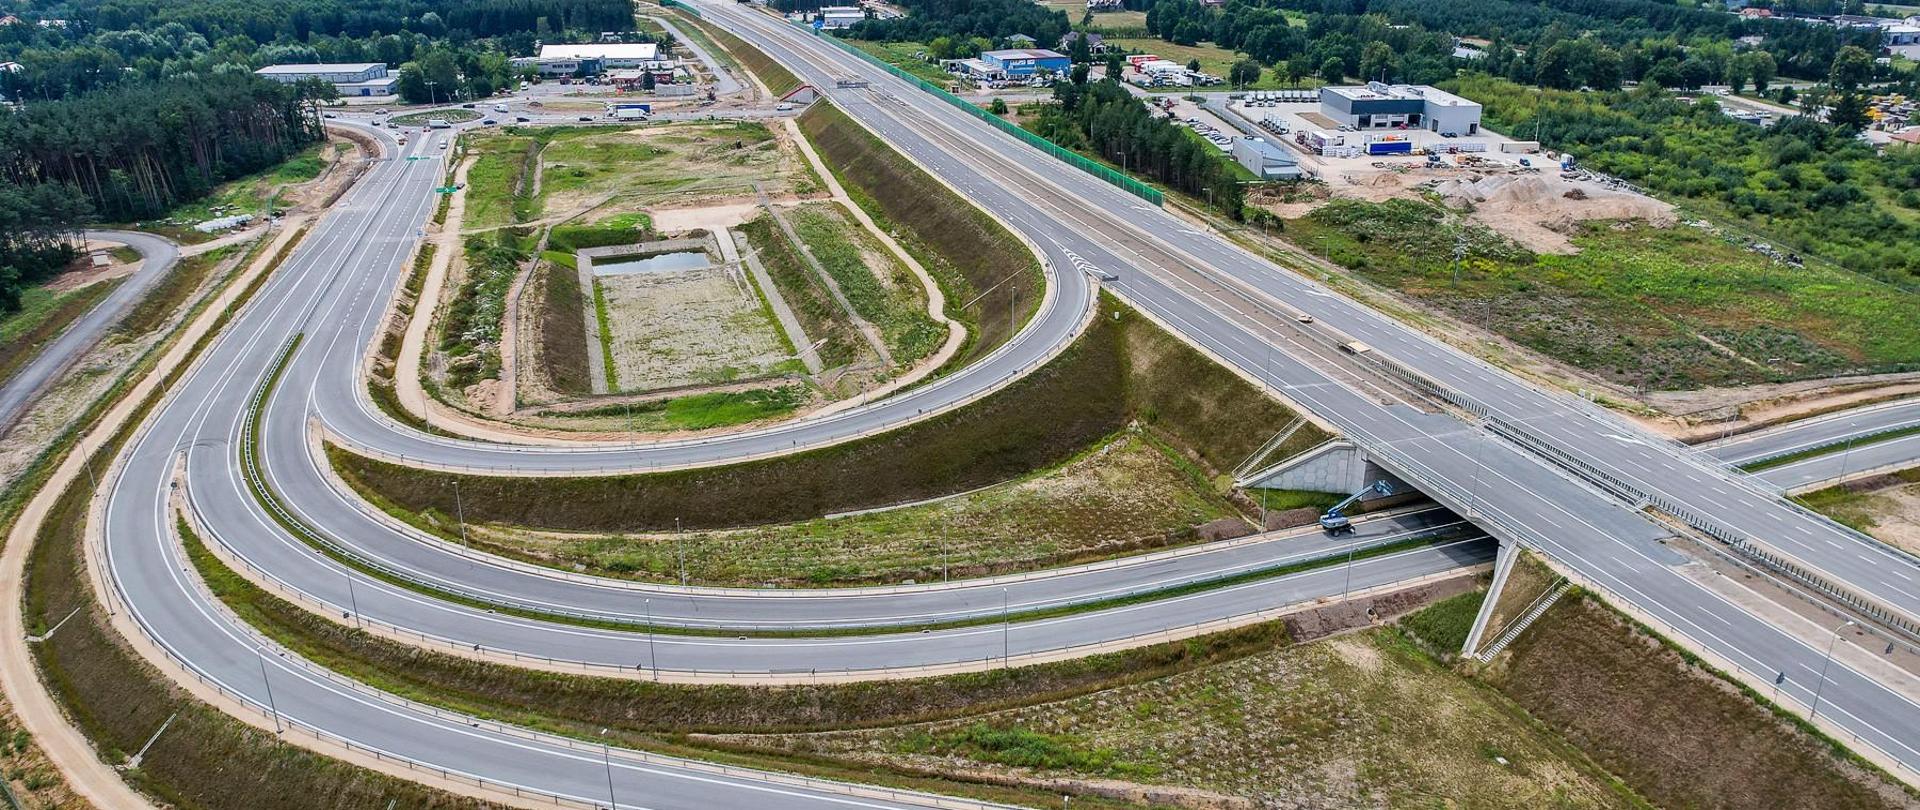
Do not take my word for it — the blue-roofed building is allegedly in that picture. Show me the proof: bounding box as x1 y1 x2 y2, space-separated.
979 48 1071 78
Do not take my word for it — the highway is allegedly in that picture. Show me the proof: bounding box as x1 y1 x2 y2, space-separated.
0 230 178 436
1705 398 1920 491
90 117 1493 807
77 3 1920 807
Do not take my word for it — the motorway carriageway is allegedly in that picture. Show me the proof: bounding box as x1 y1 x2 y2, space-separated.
693 0 1920 771
87 7 1920 808
1706 398 1920 491
92 111 1497 809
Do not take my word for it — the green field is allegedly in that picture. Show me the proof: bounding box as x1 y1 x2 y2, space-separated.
0 280 120 388
1105 37 1321 90
1288 198 1920 390
392 107 482 125
852 40 960 86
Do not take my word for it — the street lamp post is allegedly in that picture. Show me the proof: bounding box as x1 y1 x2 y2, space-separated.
599 728 618 809
1838 424 1858 478
257 652 283 733
448 480 467 545
644 598 657 681
1002 587 1010 667
1809 620 1854 723
674 517 687 585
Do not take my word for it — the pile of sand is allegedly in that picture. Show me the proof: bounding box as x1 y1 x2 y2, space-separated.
1434 173 1674 254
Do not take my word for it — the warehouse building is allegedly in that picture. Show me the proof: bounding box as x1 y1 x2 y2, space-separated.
1318 83 1481 135
1232 136 1305 180
979 48 1070 78
254 62 398 96
817 6 866 29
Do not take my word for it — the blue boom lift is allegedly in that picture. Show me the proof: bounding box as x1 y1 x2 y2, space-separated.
1318 480 1395 534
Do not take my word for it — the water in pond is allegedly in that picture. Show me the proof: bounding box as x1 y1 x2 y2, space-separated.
593 251 710 276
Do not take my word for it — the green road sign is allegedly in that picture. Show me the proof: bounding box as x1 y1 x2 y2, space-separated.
406 156 432 162
434 186 460 194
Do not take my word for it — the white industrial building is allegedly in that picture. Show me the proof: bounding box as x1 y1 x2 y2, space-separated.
512 43 664 77
1318 83 1481 135
818 6 866 29
1232 136 1305 180
254 62 398 97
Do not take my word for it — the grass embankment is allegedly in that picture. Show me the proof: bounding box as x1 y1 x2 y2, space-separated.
1490 592 1914 809
536 260 592 395
441 432 1247 586
1287 198 1920 390
332 294 1327 534
0 279 121 388
740 216 867 370
718 583 1639 808
115 246 237 337
539 386 810 434
458 133 537 232
1795 466 1920 552
367 244 449 437
673 7 800 95
798 102 1042 367
180 514 1312 810
790 204 943 364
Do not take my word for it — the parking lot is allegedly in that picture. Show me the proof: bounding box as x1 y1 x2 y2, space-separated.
1219 98 1538 172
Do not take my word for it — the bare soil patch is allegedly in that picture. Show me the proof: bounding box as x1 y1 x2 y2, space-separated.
597 263 794 390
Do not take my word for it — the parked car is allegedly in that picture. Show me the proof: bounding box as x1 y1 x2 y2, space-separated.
578 115 594 121
481 118 497 125
515 116 530 122
461 102 476 108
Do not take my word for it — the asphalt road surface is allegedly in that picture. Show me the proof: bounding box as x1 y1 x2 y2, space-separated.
84 4 1920 806
0 230 178 436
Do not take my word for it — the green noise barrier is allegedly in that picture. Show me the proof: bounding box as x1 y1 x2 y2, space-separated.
794 22 1165 206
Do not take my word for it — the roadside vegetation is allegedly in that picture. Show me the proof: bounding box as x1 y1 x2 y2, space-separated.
391 431 1256 586
1286 197 1920 390
798 102 1041 367
332 295 1328 535
0 279 122 389
1452 75 1920 286
740 216 869 371
790 205 945 365
1488 591 1914 809
1797 467 1920 555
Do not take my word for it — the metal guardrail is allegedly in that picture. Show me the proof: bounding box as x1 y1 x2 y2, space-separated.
791 21 1165 207
1735 421 1920 469
1329 332 1920 643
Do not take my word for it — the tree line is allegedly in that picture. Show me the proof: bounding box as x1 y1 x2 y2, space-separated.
0 182 90 314
1033 79 1245 219
1 0 633 102
0 72 325 221
841 0 1070 50
1138 0 1891 93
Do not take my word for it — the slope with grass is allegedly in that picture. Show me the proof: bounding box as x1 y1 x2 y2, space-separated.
1488 592 1914 810
331 296 1327 535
